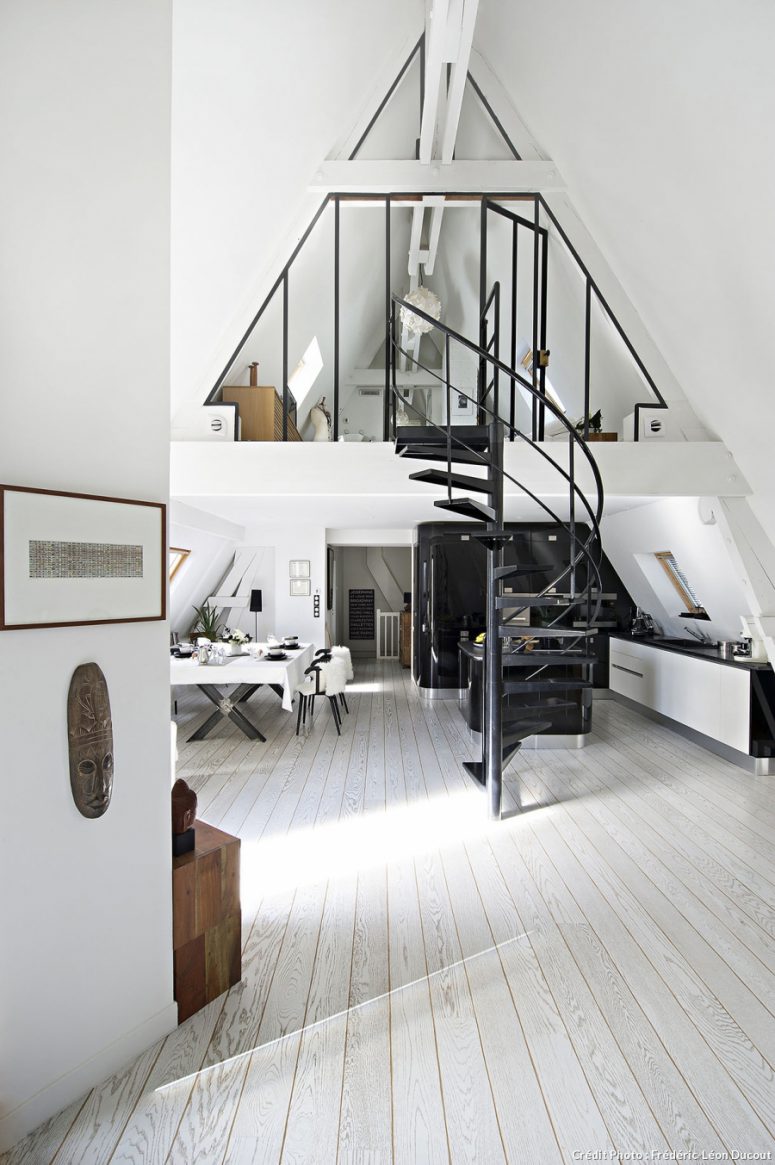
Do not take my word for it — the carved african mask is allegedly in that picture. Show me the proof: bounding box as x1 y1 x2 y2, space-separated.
67 663 114 818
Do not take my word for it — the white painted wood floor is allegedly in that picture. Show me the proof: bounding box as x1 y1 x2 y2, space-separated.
7 660 775 1164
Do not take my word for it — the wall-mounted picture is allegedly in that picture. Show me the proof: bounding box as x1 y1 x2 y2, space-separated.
290 578 311 597
0 484 166 630
449 389 476 422
289 559 310 578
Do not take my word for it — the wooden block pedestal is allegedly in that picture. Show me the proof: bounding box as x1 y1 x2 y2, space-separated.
172 820 241 1023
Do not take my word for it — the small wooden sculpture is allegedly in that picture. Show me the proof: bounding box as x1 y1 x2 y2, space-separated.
172 778 197 855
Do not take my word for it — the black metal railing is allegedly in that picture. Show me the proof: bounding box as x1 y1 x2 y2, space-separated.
390 292 605 632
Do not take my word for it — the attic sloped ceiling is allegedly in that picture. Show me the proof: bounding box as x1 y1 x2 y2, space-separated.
474 0 775 542
171 0 422 415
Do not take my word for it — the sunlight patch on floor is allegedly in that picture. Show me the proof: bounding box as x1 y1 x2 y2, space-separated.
241 787 507 906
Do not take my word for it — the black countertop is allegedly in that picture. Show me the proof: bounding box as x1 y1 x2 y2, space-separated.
610 632 772 672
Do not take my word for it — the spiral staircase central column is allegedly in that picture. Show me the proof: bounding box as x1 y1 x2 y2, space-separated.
484 419 504 821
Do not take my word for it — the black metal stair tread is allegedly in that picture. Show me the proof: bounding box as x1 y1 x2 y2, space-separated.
463 722 552 786
496 595 579 608
498 626 598 637
494 564 547 579
500 653 590 665
504 679 594 693
503 720 553 744
472 530 514 547
435 497 496 522
503 701 577 720
398 445 487 466
408 468 494 495
395 425 490 451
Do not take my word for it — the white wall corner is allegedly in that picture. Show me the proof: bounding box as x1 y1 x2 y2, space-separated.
715 496 775 667
467 48 546 161
541 191 712 439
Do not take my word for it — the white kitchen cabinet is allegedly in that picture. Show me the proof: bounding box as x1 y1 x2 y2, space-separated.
609 638 752 756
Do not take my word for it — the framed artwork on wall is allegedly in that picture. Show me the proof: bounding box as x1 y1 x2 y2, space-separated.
0 484 166 630
449 389 476 423
289 560 310 578
290 579 311 597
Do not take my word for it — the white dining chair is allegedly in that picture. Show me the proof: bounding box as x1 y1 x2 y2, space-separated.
295 656 347 735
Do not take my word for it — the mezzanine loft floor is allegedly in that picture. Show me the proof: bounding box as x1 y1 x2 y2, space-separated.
8 661 775 1163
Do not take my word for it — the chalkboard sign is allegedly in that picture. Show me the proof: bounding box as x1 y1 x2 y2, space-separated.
349 588 375 640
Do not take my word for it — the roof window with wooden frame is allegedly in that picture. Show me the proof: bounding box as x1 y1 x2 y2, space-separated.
654 551 710 619
169 547 190 582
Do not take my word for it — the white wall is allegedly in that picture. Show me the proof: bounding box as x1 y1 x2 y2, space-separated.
242 526 327 650
601 497 750 642
335 547 412 658
0 1 174 1150
475 0 775 544
171 0 422 413
169 502 244 636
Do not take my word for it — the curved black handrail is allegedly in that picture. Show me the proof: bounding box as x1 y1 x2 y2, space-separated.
390 294 607 642
390 331 605 625
392 294 605 524
390 358 605 632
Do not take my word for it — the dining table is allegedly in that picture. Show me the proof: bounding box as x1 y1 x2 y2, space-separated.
170 642 315 741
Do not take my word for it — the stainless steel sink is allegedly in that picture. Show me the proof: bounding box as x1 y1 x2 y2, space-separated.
651 636 717 650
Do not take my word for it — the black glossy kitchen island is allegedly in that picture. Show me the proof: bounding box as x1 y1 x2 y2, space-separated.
458 639 595 747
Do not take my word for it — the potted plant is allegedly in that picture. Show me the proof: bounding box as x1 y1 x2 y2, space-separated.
190 601 222 642
220 627 252 655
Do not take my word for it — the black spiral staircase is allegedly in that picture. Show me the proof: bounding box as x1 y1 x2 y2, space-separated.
390 294 606 819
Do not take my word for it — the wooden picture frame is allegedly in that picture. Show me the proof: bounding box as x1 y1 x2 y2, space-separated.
0 484 166 630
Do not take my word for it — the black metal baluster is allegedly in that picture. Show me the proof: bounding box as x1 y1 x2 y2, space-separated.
333 196 340 442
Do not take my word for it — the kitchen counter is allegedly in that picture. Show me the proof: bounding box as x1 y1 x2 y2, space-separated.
610 633 771 672
458 639 594 745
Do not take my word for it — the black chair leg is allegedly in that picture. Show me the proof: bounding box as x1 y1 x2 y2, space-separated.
296 695 304 735
339 692 349 715
329 696 341 735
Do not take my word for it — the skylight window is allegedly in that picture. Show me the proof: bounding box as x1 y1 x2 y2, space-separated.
169 547 190 582
654 551 709 618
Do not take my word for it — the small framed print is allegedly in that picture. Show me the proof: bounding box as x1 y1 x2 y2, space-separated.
290 579 311 597
0 484 166 630
289 560 310 579
449 389 476 422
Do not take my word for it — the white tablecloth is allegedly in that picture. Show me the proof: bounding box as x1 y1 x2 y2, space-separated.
170 643 314 711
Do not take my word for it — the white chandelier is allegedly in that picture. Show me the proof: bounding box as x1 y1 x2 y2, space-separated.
400 287 442 335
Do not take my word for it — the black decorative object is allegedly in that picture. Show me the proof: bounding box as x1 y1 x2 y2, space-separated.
250 588 262 639
327 547 334 611
349 588 375 640
313 590 321 618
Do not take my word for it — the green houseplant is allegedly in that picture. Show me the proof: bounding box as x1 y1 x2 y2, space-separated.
190 601 222 642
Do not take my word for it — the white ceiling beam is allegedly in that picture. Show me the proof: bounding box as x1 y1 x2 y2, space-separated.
424 203 445 275
310 160 563 193
443 0 464 61
468 49 545 161
407 204 425 276
419 0 449 163
337 197 520 208
440 0 479 164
